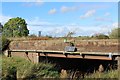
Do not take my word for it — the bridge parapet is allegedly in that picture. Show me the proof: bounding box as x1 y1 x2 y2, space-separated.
9 39 119 52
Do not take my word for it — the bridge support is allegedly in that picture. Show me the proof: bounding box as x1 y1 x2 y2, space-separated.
8 51 11 57
4 50 11 57
34 53 40 63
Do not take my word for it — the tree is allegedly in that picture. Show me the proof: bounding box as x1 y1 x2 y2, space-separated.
91 33 109 39
0 22 3 33
66 31 75 37
29 34 37 37
2 17 29 37
109 28 120 39
1 36 10 51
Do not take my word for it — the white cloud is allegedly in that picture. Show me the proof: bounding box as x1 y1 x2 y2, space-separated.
35 0 44 5
26 17 52 30
104 12 110 16
112 22 118 28
80 9 96 19
95 17 112 22
94 12 112 22
60 6 78 13
22 0 44 7
48 8 57 14
0 15 12 24
27 19 117 37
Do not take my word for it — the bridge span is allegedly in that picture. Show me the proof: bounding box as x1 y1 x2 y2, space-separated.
7 49 120 61
4 49 120 73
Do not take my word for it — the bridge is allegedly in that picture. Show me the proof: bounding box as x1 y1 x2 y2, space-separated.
5 39 120 71
7 49 120 62
5 49 120 72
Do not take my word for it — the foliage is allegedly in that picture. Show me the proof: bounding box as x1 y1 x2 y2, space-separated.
1 55 119 79
3 66 17 80
85 70 118 78
29 34 37 37
66 31 75 37
45 35 53 38
2 55 60 79
1 36 10 51
91 33 109 39
24 63 59 79
2 17 29 37
0 22 3 33
78 36 91 40
109 28 120 39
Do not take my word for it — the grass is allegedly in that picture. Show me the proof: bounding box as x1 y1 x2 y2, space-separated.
0 54 2 79
1 55 59 79
84 70 119 79
1 54 119 79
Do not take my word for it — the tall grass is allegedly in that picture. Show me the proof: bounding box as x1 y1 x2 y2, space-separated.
1 55 119 79
85 70 118 78
0 54 2 79
2 55 59 79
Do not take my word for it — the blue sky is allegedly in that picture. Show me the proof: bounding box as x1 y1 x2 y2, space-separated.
1 2 118 37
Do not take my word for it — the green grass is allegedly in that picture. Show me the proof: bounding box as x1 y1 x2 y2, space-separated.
1 55 119 79
85 70 119 78
1 55 59 79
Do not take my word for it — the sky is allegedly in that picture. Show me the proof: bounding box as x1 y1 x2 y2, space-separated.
0 1 119 37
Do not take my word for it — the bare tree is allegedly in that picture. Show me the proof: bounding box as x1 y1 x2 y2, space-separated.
66 31 75 37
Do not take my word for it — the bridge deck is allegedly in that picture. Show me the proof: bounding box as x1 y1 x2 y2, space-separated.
9 49 119 56
7 50 120 68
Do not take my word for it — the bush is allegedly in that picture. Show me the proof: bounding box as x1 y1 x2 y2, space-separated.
1 36 10 51
109 28 120 39
2 56 60 79
3 66 17 80
29 34 37 37
91 34 109 39
85 70 118 78
24 63 59 79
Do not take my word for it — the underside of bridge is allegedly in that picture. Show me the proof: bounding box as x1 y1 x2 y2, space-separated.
39 56 117 73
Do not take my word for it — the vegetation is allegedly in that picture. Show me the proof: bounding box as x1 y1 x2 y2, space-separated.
109 28 120 39
66 31 75 37
2 17 29 37
0 22 3 33
28 34 37 37
91 33 109 39
2 55 60 79
1 36 10 51
78 36 91 40
85 70 118 78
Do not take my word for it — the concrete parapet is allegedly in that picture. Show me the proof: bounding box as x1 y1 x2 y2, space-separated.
9 39 119 52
